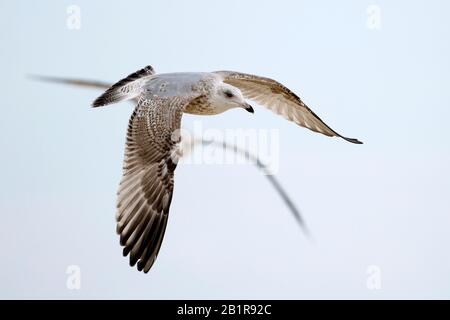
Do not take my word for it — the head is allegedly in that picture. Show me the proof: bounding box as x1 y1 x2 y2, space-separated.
211 83 254 114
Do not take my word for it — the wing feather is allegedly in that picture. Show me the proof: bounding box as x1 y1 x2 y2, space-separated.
116 95 195 273
215 71 362 144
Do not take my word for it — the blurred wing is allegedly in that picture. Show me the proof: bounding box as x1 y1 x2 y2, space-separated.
28 75 111 90
116 95 194 273
215 71 362 144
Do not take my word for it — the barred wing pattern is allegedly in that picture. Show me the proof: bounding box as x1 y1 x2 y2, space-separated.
215 71 362 144
116 96 192 273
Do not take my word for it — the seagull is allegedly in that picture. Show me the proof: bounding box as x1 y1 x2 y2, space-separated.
36 66 362 273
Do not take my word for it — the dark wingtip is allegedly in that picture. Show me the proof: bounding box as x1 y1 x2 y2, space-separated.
129 254 139 267
136 257 156 273
137 260 144 272
342 136 363 144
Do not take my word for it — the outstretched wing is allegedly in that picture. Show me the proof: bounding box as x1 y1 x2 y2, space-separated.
116 95 194 273
215 71 362 144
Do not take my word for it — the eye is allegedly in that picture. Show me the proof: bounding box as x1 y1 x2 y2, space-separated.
224 91 233 98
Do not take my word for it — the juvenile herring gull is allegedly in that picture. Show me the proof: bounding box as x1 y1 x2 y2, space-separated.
88 65 362 273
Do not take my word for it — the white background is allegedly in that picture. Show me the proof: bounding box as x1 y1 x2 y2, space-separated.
0 0 449 298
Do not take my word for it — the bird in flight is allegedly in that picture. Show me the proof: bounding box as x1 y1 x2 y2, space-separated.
40 66 362 273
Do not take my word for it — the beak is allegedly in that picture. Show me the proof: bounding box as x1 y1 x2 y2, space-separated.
244 102 254 114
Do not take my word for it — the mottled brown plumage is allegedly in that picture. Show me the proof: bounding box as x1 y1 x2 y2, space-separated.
88 65 362 273
115 96 192 272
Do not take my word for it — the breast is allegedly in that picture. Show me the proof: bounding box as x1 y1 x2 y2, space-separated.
184 95 216 115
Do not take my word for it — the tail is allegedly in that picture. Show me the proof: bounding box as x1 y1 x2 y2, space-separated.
92 65 155 108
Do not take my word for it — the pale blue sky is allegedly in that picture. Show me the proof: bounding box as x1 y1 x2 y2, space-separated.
1 0 449 299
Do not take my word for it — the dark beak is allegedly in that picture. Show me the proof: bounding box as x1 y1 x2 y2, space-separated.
244 103 254 114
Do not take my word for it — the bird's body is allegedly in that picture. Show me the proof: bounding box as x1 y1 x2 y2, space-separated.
140 72 210 98
136 71 221 115
80 65 362 273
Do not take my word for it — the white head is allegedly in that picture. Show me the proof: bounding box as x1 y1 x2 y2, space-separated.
210 83 254 114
